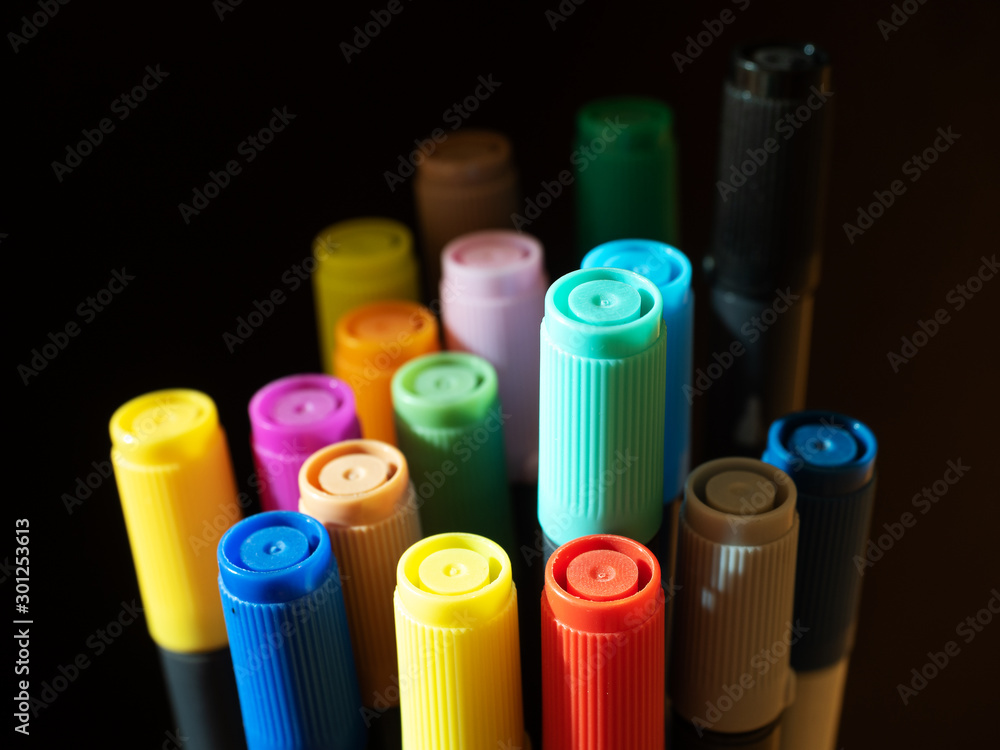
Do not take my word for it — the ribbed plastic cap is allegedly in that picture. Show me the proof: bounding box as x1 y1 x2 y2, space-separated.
250 374 360 459
708 42 832 295
334 301 440 443
109 389 240 653
397 532 511 629
671 458 798 734
731 42 832 99
218 511 331 604
313 217 415 280
542 535 665 750
441 230 545 298
575 98 680 255
582 240 691 313
111 388 218 465
544 267 662 359
763 410 877 496
577 97 674 152
392 352 498 429
299 440 409 527
545 534 661 635
417 130 514 186
583 241 694 498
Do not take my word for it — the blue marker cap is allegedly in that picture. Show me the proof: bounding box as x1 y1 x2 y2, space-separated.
583 240 694 499
218 511 366 750
763 410 877 496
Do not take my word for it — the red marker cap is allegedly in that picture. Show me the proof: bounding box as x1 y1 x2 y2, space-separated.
542 534 665 750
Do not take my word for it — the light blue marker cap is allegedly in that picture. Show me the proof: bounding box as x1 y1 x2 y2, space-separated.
583 240 694 500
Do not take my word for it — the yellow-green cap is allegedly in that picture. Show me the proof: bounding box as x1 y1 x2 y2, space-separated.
312 217 420 374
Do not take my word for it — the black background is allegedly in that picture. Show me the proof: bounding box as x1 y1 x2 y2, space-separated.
6 0 999 747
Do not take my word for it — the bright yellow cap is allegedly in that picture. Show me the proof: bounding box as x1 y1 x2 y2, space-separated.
298 440 422 707
333 301 440 445
109 389 242 653
312 217 421 374
394 533 525 749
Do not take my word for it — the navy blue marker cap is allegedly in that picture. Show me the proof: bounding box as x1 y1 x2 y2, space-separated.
763 410 876 496
218 511 367 750
762 411 878 671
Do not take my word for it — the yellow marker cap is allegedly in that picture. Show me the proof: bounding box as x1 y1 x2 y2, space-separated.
109 389 242 653
394 533 526 749
312 218 421 374
299 440 422 707
333 300 440 445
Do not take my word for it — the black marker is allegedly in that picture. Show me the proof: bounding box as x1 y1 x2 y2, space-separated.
703 42 833 457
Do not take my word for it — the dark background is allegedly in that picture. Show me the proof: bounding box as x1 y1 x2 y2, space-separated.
6 0 998 747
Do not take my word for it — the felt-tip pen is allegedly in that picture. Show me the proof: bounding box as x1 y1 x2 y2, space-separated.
703 42 833 458
762 410 878 750
109 389 246 750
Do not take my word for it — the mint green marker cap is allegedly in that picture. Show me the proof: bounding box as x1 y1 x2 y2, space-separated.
575 97 680 258
391 352 516 557
538 268 667 546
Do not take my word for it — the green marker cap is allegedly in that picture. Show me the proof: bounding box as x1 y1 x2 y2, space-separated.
391 353 516 557
575 97 680 256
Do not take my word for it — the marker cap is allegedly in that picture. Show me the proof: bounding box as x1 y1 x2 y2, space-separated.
109 389 241 653
671 458 799 734
583 240 694 499
333 300 440 445
538 268 667 546
218 511 366 749
440 230 548 482
312 217 420 374
298 439 422 706
763 410 878 670
249 374 361 513
707 42 833 296
575 97 680 256
392 352 515 555
415 129 520 292
542 535 665 750
394 533 525 750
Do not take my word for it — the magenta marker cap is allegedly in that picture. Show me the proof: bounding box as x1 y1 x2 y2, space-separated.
441 230 548 482
249 374 362 512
